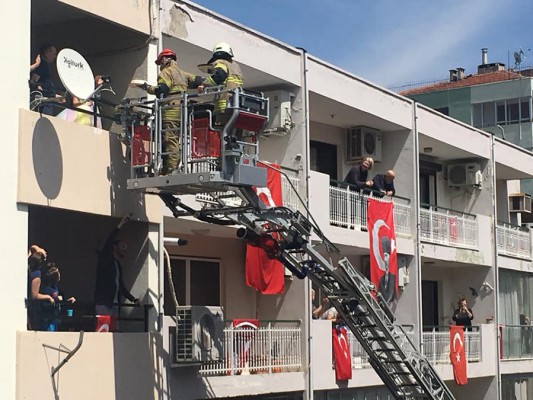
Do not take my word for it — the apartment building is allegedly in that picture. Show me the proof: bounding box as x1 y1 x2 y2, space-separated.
3 1 533 399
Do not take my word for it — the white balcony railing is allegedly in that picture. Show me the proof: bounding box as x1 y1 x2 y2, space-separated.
422 326 481 364
496 222 532 260
419 205 478 249
200 321 302 376
329 184 412 237
501 325 533 360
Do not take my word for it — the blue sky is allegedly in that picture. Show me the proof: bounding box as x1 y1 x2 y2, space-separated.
192 0 533 88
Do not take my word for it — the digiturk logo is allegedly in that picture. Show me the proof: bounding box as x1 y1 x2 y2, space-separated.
63 56 84 70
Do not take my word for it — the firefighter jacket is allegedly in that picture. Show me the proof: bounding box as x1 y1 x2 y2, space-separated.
203 58 244 113
147 60 201 121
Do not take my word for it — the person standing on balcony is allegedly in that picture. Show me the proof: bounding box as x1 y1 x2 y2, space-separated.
94 215 140 318
372 170 396 197
344 156 374 190
198 42 244 126
137 48 203 175
27 249 54 330
453 298 474 330
30 43 62 115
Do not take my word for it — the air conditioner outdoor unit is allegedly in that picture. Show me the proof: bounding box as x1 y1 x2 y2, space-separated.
174 306 224 364
447 163 482 187
347 126 382 162
509 193 532 213
262 90 294 135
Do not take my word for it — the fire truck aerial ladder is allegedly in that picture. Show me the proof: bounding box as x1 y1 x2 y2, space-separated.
120 87 456 400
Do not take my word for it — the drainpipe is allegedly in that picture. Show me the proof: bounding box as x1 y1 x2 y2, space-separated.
412 102 424 352
297 46 313 400
491 134 502 398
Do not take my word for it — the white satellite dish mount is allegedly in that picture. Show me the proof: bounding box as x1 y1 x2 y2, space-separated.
57 48 95 101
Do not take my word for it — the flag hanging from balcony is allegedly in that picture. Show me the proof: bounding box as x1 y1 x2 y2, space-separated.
332 326 352 380
367 198 397 304
232 319 259 374
449 325 468 385
245 163 285 294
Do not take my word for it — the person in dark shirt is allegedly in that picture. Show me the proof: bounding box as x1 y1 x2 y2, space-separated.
30 43 60 114
453 298 474 330
344 157 374 190
372 170 396 196
94 215 140 317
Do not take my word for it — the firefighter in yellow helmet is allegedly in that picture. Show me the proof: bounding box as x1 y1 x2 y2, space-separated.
141 48 203 175
200 42 244 125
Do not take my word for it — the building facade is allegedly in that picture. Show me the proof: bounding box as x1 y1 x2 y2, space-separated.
3 1 533 399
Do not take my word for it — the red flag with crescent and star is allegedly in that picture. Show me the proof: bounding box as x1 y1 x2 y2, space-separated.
332 326 352 380
450 325 468 385
245 163 285 294
367 198 398 304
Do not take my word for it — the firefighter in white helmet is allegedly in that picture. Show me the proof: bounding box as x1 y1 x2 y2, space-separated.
199 42 244 124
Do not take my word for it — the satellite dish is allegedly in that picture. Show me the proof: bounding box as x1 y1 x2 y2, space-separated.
57 48 95 101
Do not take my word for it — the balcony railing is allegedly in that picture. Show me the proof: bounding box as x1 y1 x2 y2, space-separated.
329 182 412 237
500 325 533 360
422 326 481 363
200 320 302 376
420 205 478 249
496 221 532 260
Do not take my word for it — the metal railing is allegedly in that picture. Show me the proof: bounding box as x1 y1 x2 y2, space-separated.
200 320 302 376
419 204 478 249
421 326 481 364
346 326 415 369
329 181 412 237
496 221 532 260
195 167 301 210
500 325 533 360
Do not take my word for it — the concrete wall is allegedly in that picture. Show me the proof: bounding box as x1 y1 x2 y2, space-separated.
411 87 472 125
1 0 31 398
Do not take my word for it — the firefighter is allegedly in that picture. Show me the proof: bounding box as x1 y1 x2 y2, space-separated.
140 48 203 175
200 42 244 125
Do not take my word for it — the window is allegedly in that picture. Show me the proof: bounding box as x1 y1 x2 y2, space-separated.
521 98 531 122
472 103 482 128
496 101 506 125
483 102 496 127
435 107 449 116
164 257 220 315
507 98 520 123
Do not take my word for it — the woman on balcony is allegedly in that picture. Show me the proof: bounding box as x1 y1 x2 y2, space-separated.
344 156 374 190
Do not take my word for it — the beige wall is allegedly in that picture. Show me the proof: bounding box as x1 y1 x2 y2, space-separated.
18 110 161 223
2 0 31 398
58 0 153 35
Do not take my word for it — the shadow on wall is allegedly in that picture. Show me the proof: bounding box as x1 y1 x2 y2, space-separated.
32 117 63 200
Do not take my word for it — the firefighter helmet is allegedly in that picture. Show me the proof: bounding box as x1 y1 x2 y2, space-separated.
212 42 234 58
155 48 176 65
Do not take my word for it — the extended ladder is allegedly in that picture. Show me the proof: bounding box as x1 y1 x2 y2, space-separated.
159 186 455 400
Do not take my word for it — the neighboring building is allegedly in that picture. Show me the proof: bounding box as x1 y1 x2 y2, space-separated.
402 48 533 205
4 2 533 400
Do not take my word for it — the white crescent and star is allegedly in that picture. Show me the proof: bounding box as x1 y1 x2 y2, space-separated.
453 332 464 362
371 219 396 272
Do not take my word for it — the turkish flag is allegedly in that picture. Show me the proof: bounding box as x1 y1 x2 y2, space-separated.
245 163 284 294
332 326 352 380
232 319 259 372
450 325 468 385
367 198 398 304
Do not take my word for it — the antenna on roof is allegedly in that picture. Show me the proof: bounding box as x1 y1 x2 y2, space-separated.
514 47 531 70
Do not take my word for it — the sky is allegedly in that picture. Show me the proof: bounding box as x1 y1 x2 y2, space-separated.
191 0 533 89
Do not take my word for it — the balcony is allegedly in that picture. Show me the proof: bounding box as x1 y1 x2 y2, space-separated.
329 182 412 237
422 326 481 364
501 325 533 360
200 320 302 376
497 222 532 260
420 205 478 249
